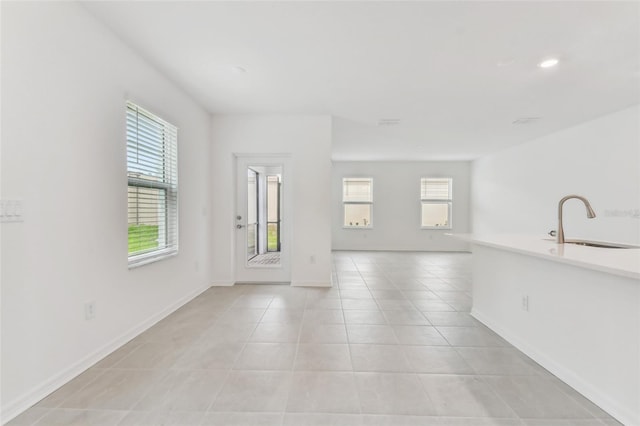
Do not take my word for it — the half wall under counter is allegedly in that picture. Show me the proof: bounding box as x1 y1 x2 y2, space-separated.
452 234 640 426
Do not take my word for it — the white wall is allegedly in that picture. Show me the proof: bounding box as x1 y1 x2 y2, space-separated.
210 115 332 287
1 2 212 421
472 105 640 244
332 161 471 251
472 245 639 425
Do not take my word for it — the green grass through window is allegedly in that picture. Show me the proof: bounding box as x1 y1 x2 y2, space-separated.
267 223 278 251
128 224 159 254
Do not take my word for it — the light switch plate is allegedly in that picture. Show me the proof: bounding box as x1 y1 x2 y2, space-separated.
1 200 24 222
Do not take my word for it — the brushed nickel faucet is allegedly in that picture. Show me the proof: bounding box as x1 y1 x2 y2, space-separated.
557 195 596 244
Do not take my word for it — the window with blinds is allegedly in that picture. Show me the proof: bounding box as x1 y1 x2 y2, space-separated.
126 101 178 267
421 178 452 229
343 177 373 228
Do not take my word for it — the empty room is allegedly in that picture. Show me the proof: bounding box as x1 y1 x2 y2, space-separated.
1 1 639 426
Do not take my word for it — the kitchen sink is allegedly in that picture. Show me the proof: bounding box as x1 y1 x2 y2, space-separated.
566 240 636 249
544 238 639 249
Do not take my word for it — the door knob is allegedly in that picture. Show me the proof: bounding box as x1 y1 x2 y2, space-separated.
236 224 244 229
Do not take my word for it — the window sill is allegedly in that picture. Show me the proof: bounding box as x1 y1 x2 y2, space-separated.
421 226 452 230
343 226 373 230
128 248 178 269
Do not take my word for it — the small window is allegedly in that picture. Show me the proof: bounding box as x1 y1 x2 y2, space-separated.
421 178 452 229
127 101 178 267
343 178 373 228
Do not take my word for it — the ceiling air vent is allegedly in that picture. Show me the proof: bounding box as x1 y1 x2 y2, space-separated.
512 117 541 125
377 118 401 127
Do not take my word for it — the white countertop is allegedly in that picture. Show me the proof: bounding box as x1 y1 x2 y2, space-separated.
451 234 640 280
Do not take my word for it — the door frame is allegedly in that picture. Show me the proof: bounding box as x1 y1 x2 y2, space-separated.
233 153 292 284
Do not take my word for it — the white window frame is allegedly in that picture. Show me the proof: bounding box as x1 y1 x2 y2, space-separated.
126 101 178 268
342 177 373 229
420 177 452 230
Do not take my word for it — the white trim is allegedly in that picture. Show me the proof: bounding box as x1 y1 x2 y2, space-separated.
420 226 453 230
420 201 452 229
471 308 636 426
420 177 453 229
291 280 332 287
234 155 292 284
233 152 292 159
0 284 209 424
342 204 373 228
126 101 179 268
244 263 282 269
342 177 373 228
127 248 177 269
210 281 235 287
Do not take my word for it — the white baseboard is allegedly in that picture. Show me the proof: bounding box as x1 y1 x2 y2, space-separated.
213 280 332 287
291 281 332 287
1 284 210 425
210 281 234 286
471 309 638 426
331 248 472 253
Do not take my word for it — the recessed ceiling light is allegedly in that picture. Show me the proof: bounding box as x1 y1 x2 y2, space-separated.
538 58 559 68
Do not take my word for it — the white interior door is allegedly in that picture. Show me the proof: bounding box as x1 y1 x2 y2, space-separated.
235 155 291 283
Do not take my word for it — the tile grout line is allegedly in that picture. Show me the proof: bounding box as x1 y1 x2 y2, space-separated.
202 292 270 414
346 256 364 416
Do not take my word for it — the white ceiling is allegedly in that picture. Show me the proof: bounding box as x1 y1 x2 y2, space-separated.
83 1 640 161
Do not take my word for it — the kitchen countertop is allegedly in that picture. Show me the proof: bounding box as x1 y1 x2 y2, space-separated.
450 234 640 280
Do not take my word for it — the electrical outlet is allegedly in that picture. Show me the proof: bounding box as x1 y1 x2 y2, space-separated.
521 296 529 312
85 301 96 320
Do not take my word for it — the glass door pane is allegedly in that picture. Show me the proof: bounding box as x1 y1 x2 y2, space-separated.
247 168 258 260
266 175 280 252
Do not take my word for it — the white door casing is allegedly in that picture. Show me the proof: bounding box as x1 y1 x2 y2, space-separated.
234 154 291 283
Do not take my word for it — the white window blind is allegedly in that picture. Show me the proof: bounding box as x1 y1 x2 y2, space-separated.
421 178 452 200
126 101 178 267
421 178 452 229
343 178 373 202
343 178 373 228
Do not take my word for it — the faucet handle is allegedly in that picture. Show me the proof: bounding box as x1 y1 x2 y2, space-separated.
548 230 557 237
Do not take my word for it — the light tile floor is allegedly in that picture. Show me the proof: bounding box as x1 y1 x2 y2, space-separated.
8 251 621 426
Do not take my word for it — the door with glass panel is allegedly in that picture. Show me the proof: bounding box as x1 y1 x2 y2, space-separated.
246 169 258 260
235 155 291 283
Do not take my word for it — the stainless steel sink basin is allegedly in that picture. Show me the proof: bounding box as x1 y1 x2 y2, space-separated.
566 240 636 249
544 238 639 249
